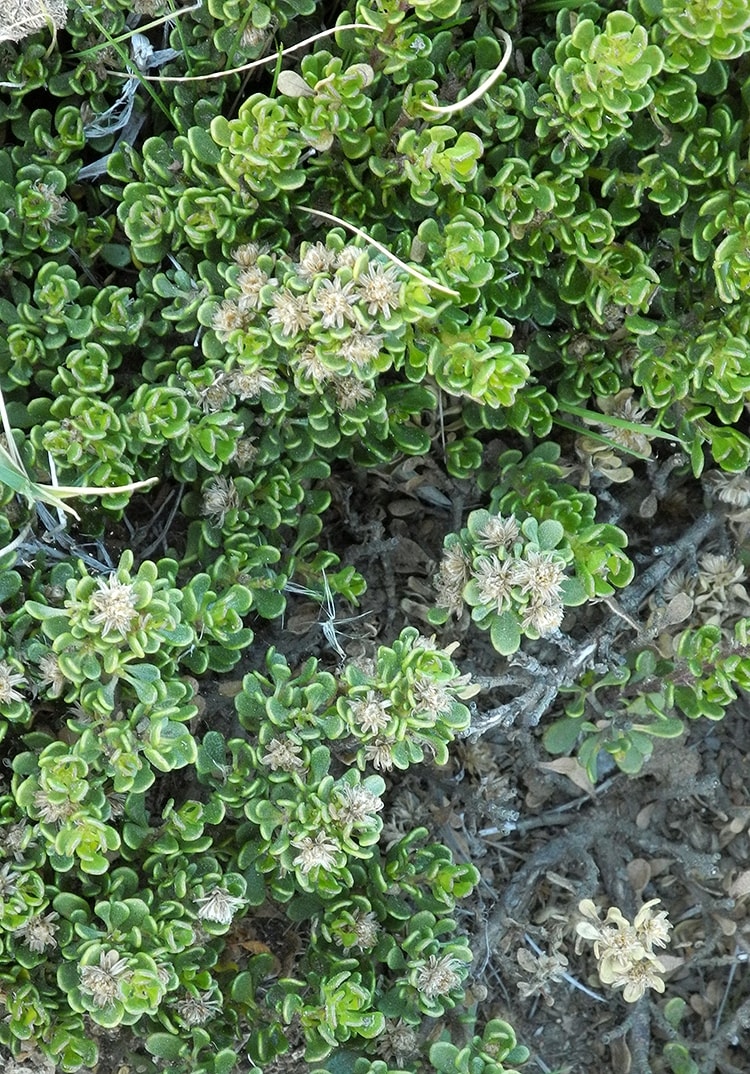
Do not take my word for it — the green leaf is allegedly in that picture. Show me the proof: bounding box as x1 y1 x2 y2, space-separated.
145 1033 185 1060
430 1041 460 1073
287 894 324 921
560 575 588 606
213 1049 239 1074
664 997 688 1029
198 730 227 775
391 423 431 455
187 126 222 165
536 518 564 550
0 571 21 602
543 717 582 755
490 611 521 655
633 716 684 738
101 244 132 268
663 1042 700 1074
318 1050 359 1074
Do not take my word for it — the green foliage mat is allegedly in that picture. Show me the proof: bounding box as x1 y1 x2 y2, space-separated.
0 0 750 1071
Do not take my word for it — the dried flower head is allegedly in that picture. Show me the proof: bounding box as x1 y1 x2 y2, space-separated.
232 437 259 468
442 543 471 582
348 909 380 950
514 550 566 605
295 344 334 385
412 634 439 651
0 660 26 704
291 831 342 874
521 599 565 636
476 514 520 551
0 862 19 897
232 242 263 267
414 954 464 999
347 690 392 735
311 277 359 329
202 477 239 528
661 568 696 604
106 791 127 819
15 912 59 953
336 245 363 270
199 372 232 413
236 264 270 311
79 949 131 1008
362 735 396 771
516 946 569 1004
332 783 384 826
195 886 245 926
704 469 750 508
227 367 276 400
340 329 384 369
33 790 77 824
381 789 423 848
175 990 222 1027
411 676 453 719
36 652 66 697
332 376 374 411
212 298 247 340
472 555 518 613
379 1019 419 1067
33 181 68 224
434 544 470 616
698 552 746 592
260 736 306 773
0 820 32 862
268 288 313 337
297 241 337 280
89 577 139 639
241 23 272 49
356 262 402 319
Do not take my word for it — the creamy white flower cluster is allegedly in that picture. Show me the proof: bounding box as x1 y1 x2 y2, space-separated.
435 511 570 638
575 898 672 1002
210 239 406 413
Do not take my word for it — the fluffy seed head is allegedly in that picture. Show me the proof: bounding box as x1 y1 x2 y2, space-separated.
268 288 313 337
15 912 59 953
260 736 306 773
311 277 359 329
348 690 392 735
356 262 402 319
195 887 245 925
291 831 342 874
176 990 222 1026
332 783 384 826
0 660 26 704
472 555 518 613
90 577 139 638
414 954 464 999
79 949 131 1009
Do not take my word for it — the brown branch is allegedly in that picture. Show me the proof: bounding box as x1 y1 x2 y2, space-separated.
465 511 721 738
